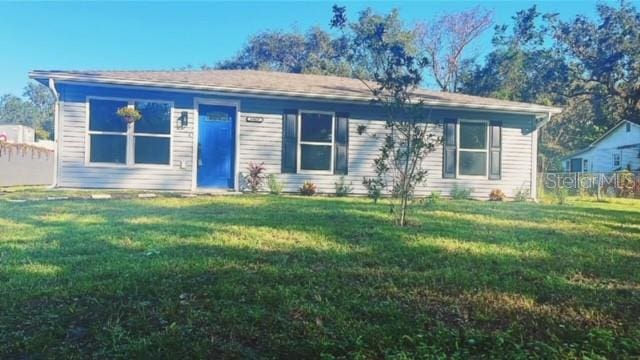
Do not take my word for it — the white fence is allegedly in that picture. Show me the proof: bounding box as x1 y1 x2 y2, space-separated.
0 143 54 187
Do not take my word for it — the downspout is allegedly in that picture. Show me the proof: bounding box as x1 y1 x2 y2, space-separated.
531 112 552 201
48 78 59 188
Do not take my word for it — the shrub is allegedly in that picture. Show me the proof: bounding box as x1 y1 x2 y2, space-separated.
243 162 266 193
451 184 472 200
362 177 384 203
334 176 353 197
555 186 569 205
300 181 317 196
489 189 506 201
425 191 441 207
513 188 530 202
267 174 283 195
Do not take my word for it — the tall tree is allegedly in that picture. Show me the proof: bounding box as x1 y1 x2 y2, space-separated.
548 1 640 126
0 83 55 140
457 6 579 171
216 27 355 77
418 6 493 92
332 5 439 226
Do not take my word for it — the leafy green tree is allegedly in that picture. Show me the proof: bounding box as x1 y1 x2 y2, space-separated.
548 1 640 126
0 82 54 140
332 5 440 226
457 6 598 171
216 26 355 77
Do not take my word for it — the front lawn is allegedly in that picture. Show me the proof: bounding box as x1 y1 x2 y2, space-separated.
1 195 639 358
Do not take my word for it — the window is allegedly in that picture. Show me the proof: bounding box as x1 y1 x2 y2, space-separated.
614 153 621 167
582 159 589 172
87 98 172 166
88 99 128 164
457 121 488 176
626 122 631 132
134 102 171 165
298 111 334 172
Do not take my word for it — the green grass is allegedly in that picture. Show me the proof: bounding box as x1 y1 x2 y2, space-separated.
1 195 639 358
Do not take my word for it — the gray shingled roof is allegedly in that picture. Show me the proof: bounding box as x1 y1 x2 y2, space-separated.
30 69 561 115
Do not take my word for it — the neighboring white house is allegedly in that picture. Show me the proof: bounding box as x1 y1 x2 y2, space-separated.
563 120 640 172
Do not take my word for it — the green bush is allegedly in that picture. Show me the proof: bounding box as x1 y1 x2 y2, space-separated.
334 176 353 197
555 186 569 205
451 184 472 200
425 191 441 207
362 177 384 203
513 188 530 202
267 174 283 195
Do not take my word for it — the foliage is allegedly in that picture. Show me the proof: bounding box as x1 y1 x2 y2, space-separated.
548 1 640 124
215 26 358 78
555 186 569 205
489 188 506 201
362 176 384 203
424 191 441 207
0 82 55 139
243 162 266 193
266 174 283 195
116 107 142 123
513 188 530 202
459 2 640 170
334 176 353 197
450 184 472 200
333 6 440 226
0 194 639 358
417 6 493 92
299 181 317 196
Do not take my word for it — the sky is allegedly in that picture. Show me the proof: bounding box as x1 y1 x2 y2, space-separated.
0 0 609 96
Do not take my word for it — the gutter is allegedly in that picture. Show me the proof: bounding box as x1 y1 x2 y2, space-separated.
30 71 563 116
48 78 59 188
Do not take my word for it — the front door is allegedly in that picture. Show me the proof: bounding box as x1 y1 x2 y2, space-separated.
197 104 235 188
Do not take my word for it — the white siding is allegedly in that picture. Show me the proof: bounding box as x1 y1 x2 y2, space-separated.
566 121 640 172
56 84 538 199
238 113 535 199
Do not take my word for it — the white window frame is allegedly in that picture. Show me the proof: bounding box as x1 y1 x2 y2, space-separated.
582 159 589 173
297 110 335 174
456 119 489 179
613 152 621 167
85 96 173 169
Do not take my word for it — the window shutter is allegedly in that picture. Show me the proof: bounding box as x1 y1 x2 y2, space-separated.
334 112 349 175
489 121 502 180
281 109 298 174
442 118 457 178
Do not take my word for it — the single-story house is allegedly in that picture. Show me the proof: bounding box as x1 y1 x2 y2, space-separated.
30 70 561 199
563 120 640 173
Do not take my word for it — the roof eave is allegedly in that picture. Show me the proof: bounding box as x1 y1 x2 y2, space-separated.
29 71 563 116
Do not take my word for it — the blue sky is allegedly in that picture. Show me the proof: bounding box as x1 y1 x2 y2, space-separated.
0 1 606 96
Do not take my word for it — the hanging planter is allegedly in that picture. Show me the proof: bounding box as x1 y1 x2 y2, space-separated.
116 107 142 124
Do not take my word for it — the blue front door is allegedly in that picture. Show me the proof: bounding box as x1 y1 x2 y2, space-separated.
197 104 235 188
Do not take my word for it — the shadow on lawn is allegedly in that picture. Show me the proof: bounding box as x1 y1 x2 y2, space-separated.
1 196 639 358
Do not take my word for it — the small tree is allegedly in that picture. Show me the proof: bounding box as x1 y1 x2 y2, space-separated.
332 5 441 226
